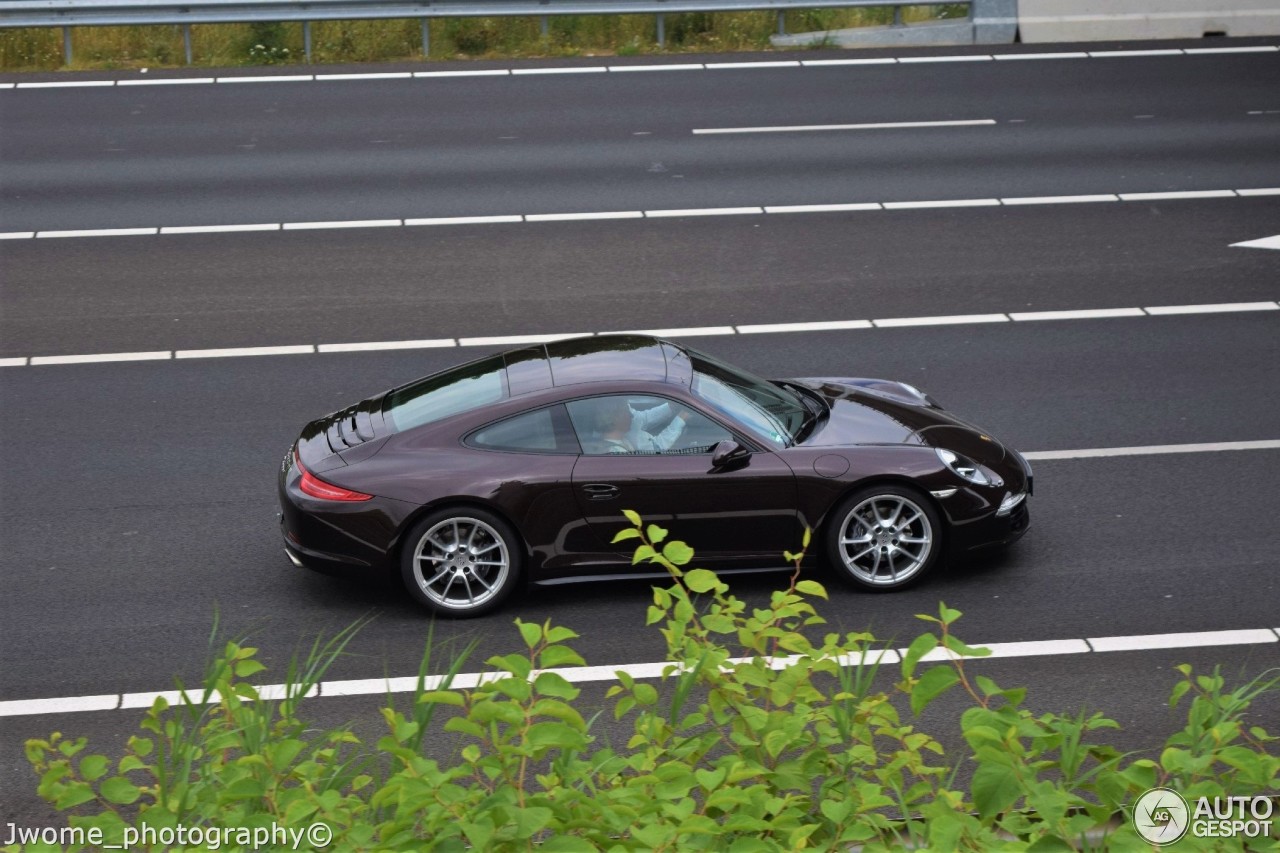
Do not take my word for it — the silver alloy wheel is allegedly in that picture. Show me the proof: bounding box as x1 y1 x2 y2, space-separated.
411 516 510 612
837 494 934 586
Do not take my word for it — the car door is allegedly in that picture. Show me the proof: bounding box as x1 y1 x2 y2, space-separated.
565 394 800 564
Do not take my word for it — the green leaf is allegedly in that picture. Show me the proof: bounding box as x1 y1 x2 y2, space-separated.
417 690 464 706
632 544 657 565
54 782 96 810
611 527 641 543
910 665 960 715
902 633 939 679
233 659 266 678
1026 837 1076 853
683 568 719 594
79 754 109 782
647 524 668 544
795 579 827 599
662 540 694 566
971 762 1021 819
539 645 586 669
100 776 141 805
534 672 580 701
516 619 541 649
802 528 812 549
622 509 642 526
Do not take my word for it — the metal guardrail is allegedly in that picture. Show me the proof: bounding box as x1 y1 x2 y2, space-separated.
0 0 975 65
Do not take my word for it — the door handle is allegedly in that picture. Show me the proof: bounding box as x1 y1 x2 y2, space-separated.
582 483 620 501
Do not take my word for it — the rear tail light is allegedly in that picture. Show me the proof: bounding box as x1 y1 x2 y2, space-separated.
294 451 373 502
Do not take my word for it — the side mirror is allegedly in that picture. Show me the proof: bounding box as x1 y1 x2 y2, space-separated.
711 439 751 470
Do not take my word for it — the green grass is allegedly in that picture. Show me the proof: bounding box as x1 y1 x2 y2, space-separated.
1 6 970 71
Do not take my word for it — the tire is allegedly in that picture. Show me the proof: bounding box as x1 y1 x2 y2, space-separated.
826 484 942 591
400 507 523 617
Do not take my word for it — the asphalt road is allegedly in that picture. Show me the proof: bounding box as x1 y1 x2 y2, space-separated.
1 39 1279 827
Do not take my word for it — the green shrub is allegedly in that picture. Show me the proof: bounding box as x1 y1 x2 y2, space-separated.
16 513 1279 850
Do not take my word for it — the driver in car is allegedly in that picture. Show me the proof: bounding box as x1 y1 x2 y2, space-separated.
597 398 688 454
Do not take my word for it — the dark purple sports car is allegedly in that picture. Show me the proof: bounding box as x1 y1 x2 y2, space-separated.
279 335 1031 617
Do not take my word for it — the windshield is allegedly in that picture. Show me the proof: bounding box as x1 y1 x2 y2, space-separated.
690 353 807 448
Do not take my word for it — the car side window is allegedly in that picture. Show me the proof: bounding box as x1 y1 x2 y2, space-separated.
565 395 730 456
468 406 576 453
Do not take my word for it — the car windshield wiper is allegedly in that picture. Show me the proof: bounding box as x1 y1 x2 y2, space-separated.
780 382 824 443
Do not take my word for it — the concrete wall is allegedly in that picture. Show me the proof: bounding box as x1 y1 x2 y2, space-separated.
1018 0 1280 42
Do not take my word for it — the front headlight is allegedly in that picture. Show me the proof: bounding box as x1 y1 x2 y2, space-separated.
936 448 992 486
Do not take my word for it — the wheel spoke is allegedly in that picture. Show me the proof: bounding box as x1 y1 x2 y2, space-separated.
423 565 450 585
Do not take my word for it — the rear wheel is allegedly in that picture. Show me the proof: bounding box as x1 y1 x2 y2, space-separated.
827 485 941 590
400 508 522 617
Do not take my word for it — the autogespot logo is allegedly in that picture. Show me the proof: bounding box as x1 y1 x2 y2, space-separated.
1134 787 1191 845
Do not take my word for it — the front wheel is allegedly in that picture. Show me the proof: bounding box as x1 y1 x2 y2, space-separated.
400 508 522 617
827 485 942 590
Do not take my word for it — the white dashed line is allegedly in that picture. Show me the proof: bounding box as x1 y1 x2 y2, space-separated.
882 198 1001 209
705 61 800 69
16 80 116 88
282 219 402 231
525 211 644 222
318 339 455 353
413 69 510 78
644 206 763 217
6 301 1277 368
608 63 705 72
0 231 35 240
117 77 215 86
3 625 1275 717
1022 440 1280 461
992 52 1090 60
1009 307 1146 321
1119 190 1237 201
160 223 280 234
218 75 313 83
174 345 315 359
1089 49 1185 58
315 72 412 80
692 119 996 135
763 203 883 214
1000 194 1119 205
873 313 1009 328
510 66 608 75
1236 187 1280 196
1184 45 1279 54
404 214 523 226
36 227 157 238
897 54 993 63
801 58 897 66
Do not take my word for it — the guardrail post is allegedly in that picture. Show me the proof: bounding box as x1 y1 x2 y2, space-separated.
303 20 311 62
777 11 785 35
62 26 72 65
421 19 429 57
892 6 903 27
183 24 192 64
541 15 548 38
656 13 664 47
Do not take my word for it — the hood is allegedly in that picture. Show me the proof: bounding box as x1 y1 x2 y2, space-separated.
792 377 1006 465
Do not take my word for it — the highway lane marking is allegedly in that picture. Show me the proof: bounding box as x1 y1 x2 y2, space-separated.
692 119 996 135
1231 235 1280 251
2 626 1275 717
1022 440 1280 460
6 44 1277 89
3 301 1276 367
3 186 1277 242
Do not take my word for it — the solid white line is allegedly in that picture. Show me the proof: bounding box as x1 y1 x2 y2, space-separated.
801 58 897 66
1144 301 1278 315
1120 190 1237 201
0 358 28 367
738 320 873 334
873 313 1009 327
118 77 215 86
160 223 280 234
37 228 156 238
511 67 607 75
0 232 35 240
30 351 171 366
693 119 995 135
218 75 313 83
458 333 592 347
992 52 1090 60
1022 440 1280 461
9 624 1277 717
705 61 801 69
1000 194 1119 205
315 72 412 80
318 339 456 353
1010 307 1145 321
1184 46 1278 54
525 211 644 222
405 215 523 226
883 198 1001 209
1089 49 1184 58
283 219 401 231
1230 236 1280 250
1088 629 1277 653
763 203 882 214
257 683 321 700
0 83 13 89
17 80 115 88
910 638 1091 662
644 207 763 217
175 345 315 359
414 69 510 78
608 64 704 72
0 695 118 717
897 55 993 63
1236 187 1280 196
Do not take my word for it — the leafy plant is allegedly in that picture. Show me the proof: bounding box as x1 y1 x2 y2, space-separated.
16 513 1279 851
